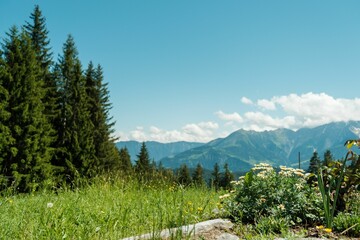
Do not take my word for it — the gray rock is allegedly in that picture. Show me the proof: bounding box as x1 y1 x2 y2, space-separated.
216 233 240 240
122 218 234 240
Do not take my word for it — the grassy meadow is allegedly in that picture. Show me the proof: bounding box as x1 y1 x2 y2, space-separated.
0 176 223 239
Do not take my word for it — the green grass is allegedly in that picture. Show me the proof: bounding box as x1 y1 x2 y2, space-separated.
0 176 222 239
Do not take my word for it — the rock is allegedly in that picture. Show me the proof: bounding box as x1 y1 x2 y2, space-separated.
216 233 240 240
122 218 234 240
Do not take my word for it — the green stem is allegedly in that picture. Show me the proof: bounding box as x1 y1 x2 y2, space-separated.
329 152 349 227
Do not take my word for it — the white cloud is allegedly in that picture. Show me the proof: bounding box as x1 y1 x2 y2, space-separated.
122 93 360 143
257 99 276 110
215 111 243 123
217 93 360 132
243 112 297 130
272 92 360 127
241 97 253 105
122 122 219 143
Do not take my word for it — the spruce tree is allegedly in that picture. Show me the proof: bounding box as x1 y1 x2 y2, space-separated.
24 5 58 170
211 162 221 191
192 163 205 186
177 164 192 186
0 49 14 187
118 147 132 173
1 27 53 191
308 151 321 174
24 5 52 70
135 142 151 177
85 62 119 171
56 35 96 180
221 163 234 190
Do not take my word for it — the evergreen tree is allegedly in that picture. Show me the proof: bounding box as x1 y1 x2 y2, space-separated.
24 4 58 170
192 163 205 186
1 27 53 191
85 62 119 171
0 48 14 187
118 147 132 173
221 163 234 190
56 35 96 180
323 149 333 166
24 5 52 70
177 164 192 186
211 162 221 191
308 151 321 174
135 142 151 177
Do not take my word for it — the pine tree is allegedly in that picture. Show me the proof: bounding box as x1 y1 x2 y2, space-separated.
24 5 52 70
24 4 58 171
211 163 221 191
1 27 53 191
177 164 192 186
135 142 151 177
0 48 14 187
118 147 132 173
24 4 57 119
323 149 333 167
85 62 119 171
221 163 234 190
308 151 321 174
56 35 96 180
192 163 205 186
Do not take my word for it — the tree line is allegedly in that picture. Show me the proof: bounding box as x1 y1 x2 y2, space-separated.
0 6 122 192
119 142 234 190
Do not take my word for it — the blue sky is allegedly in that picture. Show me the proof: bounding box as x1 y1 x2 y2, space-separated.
2 1 360 142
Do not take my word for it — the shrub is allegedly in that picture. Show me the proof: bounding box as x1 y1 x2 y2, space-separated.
224 163 322 226
333 212 360 237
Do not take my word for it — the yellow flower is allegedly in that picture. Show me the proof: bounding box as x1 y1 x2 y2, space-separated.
324 228 332 233
316 225 324 230
197 207 203 212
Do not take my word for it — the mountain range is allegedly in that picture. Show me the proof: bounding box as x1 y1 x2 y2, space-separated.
116 121 360 172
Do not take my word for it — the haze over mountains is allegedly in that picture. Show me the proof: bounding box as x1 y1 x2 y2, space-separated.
116 121 360 172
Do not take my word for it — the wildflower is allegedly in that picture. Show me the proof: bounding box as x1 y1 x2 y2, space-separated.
95 226 101 232
277 204 285 211
316 225 324 230
324 228 332 233
47 202 54 208
197 207 203 212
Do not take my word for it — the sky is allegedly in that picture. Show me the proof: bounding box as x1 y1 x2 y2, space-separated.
2 1 360 143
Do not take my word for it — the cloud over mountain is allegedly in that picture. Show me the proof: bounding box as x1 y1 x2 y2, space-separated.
120 92 360 143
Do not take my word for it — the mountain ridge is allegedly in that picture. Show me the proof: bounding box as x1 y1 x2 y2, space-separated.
117 121 360 172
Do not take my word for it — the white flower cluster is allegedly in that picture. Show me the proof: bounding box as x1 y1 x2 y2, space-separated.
279 166 305 178
252 163 274 179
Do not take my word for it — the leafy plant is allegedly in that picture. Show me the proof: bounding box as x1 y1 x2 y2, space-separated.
316 135 360 229
333 212 360 237
224 164 322 226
